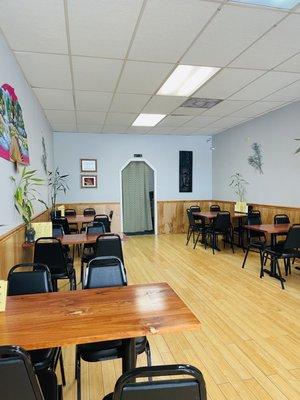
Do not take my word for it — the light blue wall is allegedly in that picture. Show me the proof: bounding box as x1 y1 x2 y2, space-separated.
0 33 53 235
212 101 300 206
53 133 212 203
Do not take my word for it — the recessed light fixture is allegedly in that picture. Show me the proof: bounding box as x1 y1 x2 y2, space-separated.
231 0 299 10
132 113 166 127
157 65 220 97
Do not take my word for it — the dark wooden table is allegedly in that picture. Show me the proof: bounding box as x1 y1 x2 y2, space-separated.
0 282 200 373
66 215 95 224
244 224 290 280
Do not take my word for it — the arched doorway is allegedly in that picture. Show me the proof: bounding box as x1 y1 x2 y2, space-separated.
120 160 156 235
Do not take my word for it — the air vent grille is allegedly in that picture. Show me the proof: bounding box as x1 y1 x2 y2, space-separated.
181 98 223 109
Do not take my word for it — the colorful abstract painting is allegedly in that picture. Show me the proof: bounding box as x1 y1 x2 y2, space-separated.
0 83 29 165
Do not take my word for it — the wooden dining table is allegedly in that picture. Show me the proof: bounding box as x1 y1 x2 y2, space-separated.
66 214 95 224
0 282 200 373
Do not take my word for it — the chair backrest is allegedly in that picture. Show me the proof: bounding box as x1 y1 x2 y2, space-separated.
51 217 70 235
0 346 45 400
210 205 220 212
86 223 105 236
94 214 111 232
186 209 196 226
111 364 206 400
84 256 127 289
274 214 290 225
109 210 114 220
213 211 231 231
83 208 96 216
65 208 76 216
189 205 201 213
52 224 64 237
95 234 124 263
34 238 68 275
283 224 300 251
7 263 53 296
247 211 263 239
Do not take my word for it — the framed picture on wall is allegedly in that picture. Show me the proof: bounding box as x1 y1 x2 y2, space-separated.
80 158 97 172
81 175 97 188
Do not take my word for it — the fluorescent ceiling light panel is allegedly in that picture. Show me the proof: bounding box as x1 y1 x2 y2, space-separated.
132 113 166 126
231 0 300 9
157 65 220 97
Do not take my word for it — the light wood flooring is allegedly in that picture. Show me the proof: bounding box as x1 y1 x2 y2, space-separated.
61 234 300 400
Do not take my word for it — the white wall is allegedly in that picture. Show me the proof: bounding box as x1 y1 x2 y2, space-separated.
212 101 300 206
53 133 212 203
0 33 53 235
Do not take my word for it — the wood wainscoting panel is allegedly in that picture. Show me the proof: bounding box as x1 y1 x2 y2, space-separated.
0 210 50 280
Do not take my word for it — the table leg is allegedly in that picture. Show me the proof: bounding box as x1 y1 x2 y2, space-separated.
122 338 136 374
263 234 286 283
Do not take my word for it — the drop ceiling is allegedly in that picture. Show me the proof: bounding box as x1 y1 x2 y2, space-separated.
0 0 299 135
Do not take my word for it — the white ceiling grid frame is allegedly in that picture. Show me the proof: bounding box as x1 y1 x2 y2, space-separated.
33 88 75 111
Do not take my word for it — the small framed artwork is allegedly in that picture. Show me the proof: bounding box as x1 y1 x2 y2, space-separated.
81 175 97 188
80 158 97 172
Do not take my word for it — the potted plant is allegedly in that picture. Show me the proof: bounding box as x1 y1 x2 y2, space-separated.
229 173 249 213
48 167 69 218
11 167 45 242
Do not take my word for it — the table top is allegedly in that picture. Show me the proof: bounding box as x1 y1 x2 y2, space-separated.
194 211 247 219
244 224 290 234
0 283 200 350
66 214 95 224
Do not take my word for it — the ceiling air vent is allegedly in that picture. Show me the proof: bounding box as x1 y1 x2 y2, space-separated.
181 98 223 109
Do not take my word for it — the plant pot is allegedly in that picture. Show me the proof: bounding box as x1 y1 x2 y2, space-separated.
25 227 35 243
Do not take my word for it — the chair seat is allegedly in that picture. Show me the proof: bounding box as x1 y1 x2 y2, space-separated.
78 337 148 363
81 249 95 264
37 370 60 400
264 244 300 258
51 263 74 279
29 348 57 371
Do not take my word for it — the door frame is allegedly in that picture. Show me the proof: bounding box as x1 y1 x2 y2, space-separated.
120 158 157 235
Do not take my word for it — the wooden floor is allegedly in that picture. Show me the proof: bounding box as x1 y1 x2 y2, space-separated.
62 234 300 400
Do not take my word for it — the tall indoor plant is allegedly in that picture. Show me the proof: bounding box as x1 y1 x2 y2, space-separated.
48 167 69 218
229 172 249 202
11 167 45 242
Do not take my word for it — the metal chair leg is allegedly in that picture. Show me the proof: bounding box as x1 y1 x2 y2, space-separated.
242 247 250 268
59 352 66 386
75 347 81 400
193 232 201 249
276 259 285 290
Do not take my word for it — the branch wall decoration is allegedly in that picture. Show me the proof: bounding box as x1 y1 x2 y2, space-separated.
179 151 193 192
294 139 300 154
248 142 263 174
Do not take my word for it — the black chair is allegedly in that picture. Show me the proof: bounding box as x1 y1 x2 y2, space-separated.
103 364 207 400
242 211 266 271
34 237 76 291
95 234 124 264
274 214 290 245
262 224 300 289
109 210 114 221
189 205 202 224
186 209 206 249
52 217 71 235
83 208 96 216
80 223 106 282
7 264 66 387
52 224 64 237
205 211 234 254
209 204 221 212
0 345 62 400
94 214 111 232
76 257 151 400
65 208 79 233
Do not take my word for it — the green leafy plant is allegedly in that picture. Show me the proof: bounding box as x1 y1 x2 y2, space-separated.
229 173 249 202
11 167 45 229
48 167 69 215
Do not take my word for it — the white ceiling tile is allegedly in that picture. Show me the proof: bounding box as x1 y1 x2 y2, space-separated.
231 14 300 69
207 116 248 129
201 100 253 116
105 113 138 126
158 115 193 127
117 61 174 94
171 107 207 116
147 126 177 134
45 110 76 125
184 115 222 127
15 52 72 89
102 125 129 134
129 0 219 62
33 88 74 110
75 91 113 112
229 71 300 100
0 0 67 53
142 96 187 113
263 80 300 101
172 126 198 134
275 53 300 73
77 111 106 125
68 0 143 58
110 93 151 113
232 101 287 118
193 68 266 99
126 126 152 134
72 56 123 91
182 4 285 67
77 124 102 133
51 123 77 132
